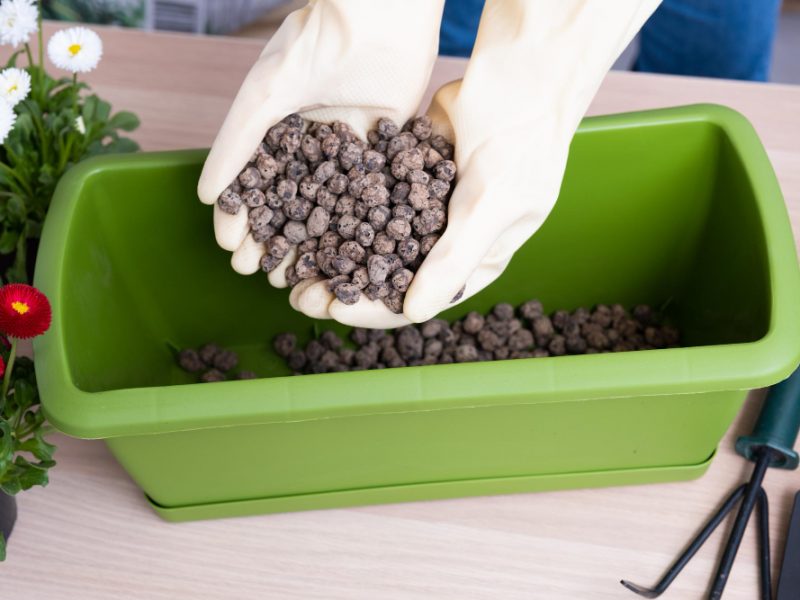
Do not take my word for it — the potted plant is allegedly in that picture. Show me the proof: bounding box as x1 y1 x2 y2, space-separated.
0 0 140 282
0 283 53 560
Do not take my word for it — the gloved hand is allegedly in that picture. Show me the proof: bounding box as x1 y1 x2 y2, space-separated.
294 0 662 328
401 0 663 323
197 0 445 290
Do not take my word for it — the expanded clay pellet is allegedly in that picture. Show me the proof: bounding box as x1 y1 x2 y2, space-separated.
217 114 456 314
176 343 256 383
273 300 681 375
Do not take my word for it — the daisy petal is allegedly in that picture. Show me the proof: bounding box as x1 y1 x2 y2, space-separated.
0 67 31 107
0 0 38 48
0 101 17 145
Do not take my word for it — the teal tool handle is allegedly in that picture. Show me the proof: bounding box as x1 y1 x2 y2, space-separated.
736 366 800 470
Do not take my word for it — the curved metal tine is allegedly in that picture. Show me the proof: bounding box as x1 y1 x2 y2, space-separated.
757 488 772 600
621 484 747 598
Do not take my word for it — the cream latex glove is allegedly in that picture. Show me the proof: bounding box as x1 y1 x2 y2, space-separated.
307 0 662 328
197 0 445 293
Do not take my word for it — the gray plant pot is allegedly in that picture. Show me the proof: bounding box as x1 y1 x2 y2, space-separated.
0 491 16 543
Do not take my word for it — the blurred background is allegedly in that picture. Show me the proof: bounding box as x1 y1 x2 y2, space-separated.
43 0 800 84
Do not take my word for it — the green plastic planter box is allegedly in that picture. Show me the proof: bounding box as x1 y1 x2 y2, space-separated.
33 105 800 522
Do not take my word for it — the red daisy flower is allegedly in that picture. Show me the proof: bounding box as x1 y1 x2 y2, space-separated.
0 354 5 379
0 284 52 339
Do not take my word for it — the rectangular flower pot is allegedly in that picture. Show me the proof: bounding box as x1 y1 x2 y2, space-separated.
33 105 800 522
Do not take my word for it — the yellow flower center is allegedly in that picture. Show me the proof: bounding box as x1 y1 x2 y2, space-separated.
8 84 17 93
68 43 82 57
11 301 29 315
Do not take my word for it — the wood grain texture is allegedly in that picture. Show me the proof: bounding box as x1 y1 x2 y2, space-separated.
2 24 800 600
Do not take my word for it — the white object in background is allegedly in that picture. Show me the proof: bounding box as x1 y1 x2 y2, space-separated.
144 0 288 34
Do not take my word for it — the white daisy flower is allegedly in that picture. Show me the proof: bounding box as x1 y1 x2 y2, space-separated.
0 100 17 145
0 0 38 48
74 115 86 135
47 27 103 74
0 67 30 107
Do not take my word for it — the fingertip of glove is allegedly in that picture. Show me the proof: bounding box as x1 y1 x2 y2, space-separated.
427 80 460 142
198 169 224 206
402 301 438 325
403 273 467 324
296 279 334 319
267 248 298 288
231 234 266 275
214 204 249 251
330 298 412 329
288 277 325 310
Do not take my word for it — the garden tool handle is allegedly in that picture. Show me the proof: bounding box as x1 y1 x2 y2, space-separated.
736 365 800 470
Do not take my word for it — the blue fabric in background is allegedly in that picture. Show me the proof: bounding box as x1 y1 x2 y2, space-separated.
439 0 485 58
635 0 782 81
438 0 783 82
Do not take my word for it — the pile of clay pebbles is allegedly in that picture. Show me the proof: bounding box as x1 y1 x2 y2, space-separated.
177 343 256 383
272 300 681 375
217 113 457 313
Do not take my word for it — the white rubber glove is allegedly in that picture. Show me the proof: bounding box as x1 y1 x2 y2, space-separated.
197 0 445 292
321 0 662 328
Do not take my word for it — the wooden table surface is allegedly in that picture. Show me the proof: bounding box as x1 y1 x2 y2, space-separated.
3 25 800 599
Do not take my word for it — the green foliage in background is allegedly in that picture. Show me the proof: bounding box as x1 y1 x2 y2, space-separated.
43 0 145 27
1 47 140 282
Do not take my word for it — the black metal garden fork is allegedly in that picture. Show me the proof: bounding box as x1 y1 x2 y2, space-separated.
621 366 800 599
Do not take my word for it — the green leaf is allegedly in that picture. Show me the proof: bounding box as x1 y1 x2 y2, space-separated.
19 98 43 120
0 422 13 477
108 111 140 132
17 432 55 463
1 477 20 495
12 112 34 138
5 251 27 284
15 456 50 491
0 230 18 255
12 356 34 376
13 379 36 412
0 532 6 562
16 472 42 491
50 82 88 107
94 99 111 124
6 196 26 221
105 137 140 154
26 220 42 239
81 94 98 122
38 165 56 189
85 135 140 158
